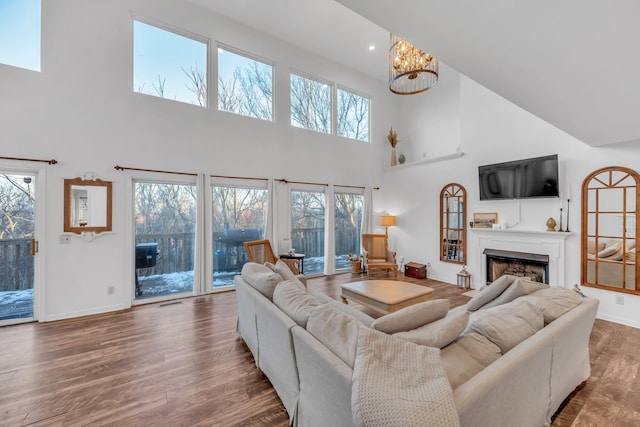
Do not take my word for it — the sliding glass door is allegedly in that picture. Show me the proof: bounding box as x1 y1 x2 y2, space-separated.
291 190 325 275
334 191 363 271
211 183 268 289
133 180 196 301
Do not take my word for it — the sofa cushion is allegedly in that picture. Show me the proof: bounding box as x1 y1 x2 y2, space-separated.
468 300 544 353
272 280 321 328
307 305 361 368
587 240 606 254
308 289 334 304
440 332 502 389
324 300 375 327
275 259 306 289
371 299 449 334
393 310 469 349
481 278 548 310
241 262 283 300
516 287 582 324
466 274 517 311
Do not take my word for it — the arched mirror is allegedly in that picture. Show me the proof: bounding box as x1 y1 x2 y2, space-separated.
440 183 466 264
582 166 639 294
64 174 113 237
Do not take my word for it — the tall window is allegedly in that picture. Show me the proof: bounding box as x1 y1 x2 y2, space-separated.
337 88 370 142
334 192 363 270
134 181 196 300
291 190 326 275
211 184 268 288
290 73 331 134
0 0 41 71
218 47 273 121
133 20 208 106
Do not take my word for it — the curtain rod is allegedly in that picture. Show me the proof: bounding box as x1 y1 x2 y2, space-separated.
1 155 57 165
114 165 198 176
210 174 268 181
276 178 379 190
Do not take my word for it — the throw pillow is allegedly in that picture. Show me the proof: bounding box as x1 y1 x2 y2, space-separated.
275 259 306 289
440 332 502 389
272 280 321 328
480 278 548 310
307 305 362 368
466 274 518 311
240 262 283 300
393 310 469 349
371 299 449 334
468 300 544 353
597 241 621 259
516 287 582 324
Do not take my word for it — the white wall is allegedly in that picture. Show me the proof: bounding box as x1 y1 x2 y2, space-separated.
0 0 400 321
385 68 640 328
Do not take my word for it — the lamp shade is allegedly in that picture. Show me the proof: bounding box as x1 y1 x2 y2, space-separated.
379 215 396 227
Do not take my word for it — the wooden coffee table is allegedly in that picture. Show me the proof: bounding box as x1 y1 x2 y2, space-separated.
340 280 434 315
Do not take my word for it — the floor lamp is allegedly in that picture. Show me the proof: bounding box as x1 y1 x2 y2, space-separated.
379 214 396 238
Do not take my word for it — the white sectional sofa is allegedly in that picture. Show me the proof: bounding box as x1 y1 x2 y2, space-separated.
235 262 599 427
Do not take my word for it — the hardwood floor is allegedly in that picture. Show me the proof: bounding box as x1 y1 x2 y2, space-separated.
0 273 635 426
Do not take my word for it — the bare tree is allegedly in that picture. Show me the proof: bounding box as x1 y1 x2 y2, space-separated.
290 75 330 133
151 75 166 97
182 64 207 107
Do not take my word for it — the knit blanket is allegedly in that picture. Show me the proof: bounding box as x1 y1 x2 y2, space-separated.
351 327 460 427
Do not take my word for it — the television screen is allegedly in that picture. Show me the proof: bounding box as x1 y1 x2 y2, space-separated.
479 154 559 200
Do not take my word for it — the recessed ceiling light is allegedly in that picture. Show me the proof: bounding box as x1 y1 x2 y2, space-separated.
368 45 375 51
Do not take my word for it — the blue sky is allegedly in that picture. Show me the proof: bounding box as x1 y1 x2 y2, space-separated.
0 0 41 71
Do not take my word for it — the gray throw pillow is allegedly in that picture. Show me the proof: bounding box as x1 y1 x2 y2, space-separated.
466 274 517 311
468 300 544 353
481 278 548 310
440 332 502 389
272 280 321 327
307 305 362 368
516 287 582 324
241 262 283 300
393 310 469 349
371 299 449 334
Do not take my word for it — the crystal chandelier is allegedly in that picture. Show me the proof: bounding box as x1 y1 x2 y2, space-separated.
389 34 438 95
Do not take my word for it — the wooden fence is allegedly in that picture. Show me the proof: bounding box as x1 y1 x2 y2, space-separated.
0 238 33 292
136 233 194 275
291 227 360 257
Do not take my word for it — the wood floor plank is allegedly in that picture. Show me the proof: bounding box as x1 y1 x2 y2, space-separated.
0 272 635 426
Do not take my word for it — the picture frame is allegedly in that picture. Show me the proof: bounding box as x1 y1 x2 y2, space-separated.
473 212 498 229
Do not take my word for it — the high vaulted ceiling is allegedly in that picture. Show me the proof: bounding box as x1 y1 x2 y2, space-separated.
187 0 640 147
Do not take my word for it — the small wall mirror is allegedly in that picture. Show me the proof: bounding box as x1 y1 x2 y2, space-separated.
440 183 467 264
64 174 112 236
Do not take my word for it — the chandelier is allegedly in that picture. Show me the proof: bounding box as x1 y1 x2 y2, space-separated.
389 34 438 95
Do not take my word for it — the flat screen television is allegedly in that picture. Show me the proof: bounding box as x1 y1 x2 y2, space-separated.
478 154 559 200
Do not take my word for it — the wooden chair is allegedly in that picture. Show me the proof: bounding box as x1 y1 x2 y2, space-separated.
362 233 398 279
243 239 300 274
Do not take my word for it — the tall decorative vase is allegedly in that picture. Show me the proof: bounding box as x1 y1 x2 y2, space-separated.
390 147 397 166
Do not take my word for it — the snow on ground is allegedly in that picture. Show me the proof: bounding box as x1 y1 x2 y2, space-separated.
0 256 354 317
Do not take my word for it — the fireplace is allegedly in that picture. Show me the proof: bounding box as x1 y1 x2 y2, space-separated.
484 248 549 285
472 228 571 287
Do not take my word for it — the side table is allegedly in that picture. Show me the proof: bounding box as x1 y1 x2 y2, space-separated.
279 253 306 274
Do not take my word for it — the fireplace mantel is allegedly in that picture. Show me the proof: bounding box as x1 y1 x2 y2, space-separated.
470 228 574 286
470 228 573 240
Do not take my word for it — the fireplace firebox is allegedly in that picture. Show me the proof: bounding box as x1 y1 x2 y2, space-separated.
484 248 550 285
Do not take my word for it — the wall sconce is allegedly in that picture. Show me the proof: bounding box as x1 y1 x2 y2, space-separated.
379 214 396 238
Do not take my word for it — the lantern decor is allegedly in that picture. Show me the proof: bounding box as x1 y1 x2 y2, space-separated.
457 265 471 289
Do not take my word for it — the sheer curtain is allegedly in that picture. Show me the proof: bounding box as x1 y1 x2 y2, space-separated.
360 186 374 269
